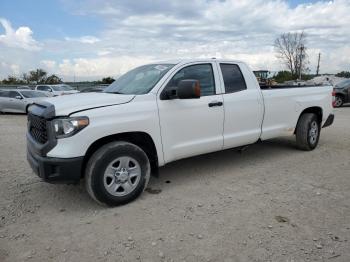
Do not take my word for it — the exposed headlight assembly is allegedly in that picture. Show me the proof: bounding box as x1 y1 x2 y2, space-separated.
52 117 89 138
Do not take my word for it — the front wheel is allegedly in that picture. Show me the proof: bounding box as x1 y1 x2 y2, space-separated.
295 113 320 151
85 141 151 206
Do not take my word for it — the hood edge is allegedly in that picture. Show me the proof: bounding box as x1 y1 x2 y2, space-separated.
67 95 136 117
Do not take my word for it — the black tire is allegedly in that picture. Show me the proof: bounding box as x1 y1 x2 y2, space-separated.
295 113 320 151
25 104 31 114
85 141 151 206
334 95 343 107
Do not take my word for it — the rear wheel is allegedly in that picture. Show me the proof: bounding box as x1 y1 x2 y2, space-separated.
296 113 320 151
85 141 151 206
334 95 343 107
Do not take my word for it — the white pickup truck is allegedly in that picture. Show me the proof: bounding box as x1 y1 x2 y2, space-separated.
27 59 334 206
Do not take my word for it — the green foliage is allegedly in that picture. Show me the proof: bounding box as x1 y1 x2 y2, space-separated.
98 77 115 84
274 71 295 83
45 74 62 84
335 71 350 78
273 70 314 83
1 76 26 84
28 69 47 84
1 69 62 85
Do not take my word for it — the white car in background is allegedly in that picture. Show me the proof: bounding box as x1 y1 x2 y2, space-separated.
35 84 79 96
0 89 49 114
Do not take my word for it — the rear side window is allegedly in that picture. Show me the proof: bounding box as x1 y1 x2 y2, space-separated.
220 64 247 93
37 86 51 91
8 91 20 98
166 64 216 96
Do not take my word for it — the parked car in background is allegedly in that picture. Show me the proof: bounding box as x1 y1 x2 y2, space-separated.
17 85 31 90
35 84 79 96
333 79 350 107
0 89 49 114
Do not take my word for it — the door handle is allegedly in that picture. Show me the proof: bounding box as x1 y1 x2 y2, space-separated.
208 101 223 107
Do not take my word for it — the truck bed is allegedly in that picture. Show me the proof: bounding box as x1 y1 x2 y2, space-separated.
259 84 333 140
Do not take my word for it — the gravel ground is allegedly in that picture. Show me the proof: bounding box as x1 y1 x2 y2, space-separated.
0 107 349 262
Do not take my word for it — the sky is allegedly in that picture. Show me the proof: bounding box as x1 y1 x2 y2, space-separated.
0 0 349 81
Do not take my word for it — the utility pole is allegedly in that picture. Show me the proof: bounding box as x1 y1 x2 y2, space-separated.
316 53 321 76
299 44 304 80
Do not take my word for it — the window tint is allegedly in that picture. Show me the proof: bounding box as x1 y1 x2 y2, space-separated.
37 86 51 91
21 91 48 98
220 64 247 93
0 91 8 98
9 91 20 98
166 64 215 96
52 85 74 91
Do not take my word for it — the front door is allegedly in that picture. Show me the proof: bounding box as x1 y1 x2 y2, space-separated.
7 91 24 112
157 63 224 163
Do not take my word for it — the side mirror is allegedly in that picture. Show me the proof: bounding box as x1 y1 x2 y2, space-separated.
177 79 201 99
15 95 22 100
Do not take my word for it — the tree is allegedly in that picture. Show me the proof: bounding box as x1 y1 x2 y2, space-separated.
100 77 115 84
335 71 350 78
1 69 65 85
28 69 47 84
274 32 309 79
1 76 25 84
274 71 294 83
22 73 30 84
45 74 62 84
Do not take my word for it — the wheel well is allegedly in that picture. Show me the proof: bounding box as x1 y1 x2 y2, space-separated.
294 106 323 133
335 93 345 99
81 132 159 178
25 104 31 113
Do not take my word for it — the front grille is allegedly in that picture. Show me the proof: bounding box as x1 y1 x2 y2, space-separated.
28 113 48 144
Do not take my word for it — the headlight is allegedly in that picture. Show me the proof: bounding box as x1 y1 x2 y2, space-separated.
52 117 89 138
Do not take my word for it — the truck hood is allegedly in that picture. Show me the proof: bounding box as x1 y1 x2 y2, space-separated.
40 92 135 116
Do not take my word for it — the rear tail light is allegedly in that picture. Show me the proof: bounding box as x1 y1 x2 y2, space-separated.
332 91 336 108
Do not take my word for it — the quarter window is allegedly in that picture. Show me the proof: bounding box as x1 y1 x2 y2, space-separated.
220 64 247 93
166 64 216 96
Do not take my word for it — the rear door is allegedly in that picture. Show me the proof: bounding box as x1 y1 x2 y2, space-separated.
217 62 264 149
157 62 224 163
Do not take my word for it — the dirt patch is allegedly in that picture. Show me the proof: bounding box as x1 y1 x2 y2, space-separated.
0 109 350 261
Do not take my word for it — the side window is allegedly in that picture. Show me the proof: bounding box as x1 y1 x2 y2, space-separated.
166 64 216 96
220 64 247 93
9 91 20 98
0 91 7 97
37 86 50 91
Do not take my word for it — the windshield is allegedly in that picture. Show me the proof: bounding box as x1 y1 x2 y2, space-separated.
104 64 175 95
52 85 74 91
20 91 48 98
335 79 350 89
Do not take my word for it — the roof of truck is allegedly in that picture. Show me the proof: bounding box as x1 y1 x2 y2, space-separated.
157 58 245 65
